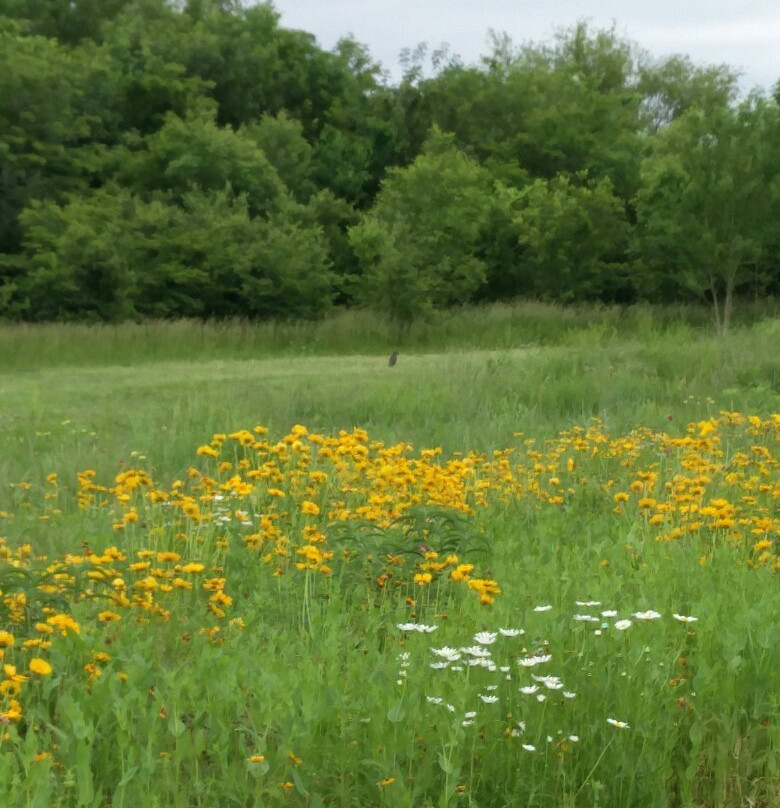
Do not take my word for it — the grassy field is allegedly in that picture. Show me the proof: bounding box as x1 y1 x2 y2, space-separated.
0 303 778 807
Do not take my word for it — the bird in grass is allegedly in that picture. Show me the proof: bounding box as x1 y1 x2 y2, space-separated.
388 351 398 367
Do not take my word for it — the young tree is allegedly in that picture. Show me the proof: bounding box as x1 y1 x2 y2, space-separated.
348 129 492 334
634 96 779 331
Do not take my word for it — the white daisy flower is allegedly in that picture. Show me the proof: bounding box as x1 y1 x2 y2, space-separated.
601 610 618 618
519 685 539 695
474 631 497 645
563 691 577 699
534 605 553 612
426 696 443 704
532 674 563 687
464 711 477 719
607 718 630 729
479 694 499 703
499 628 524 637
536 694 547 702
632 610 662 621
430 646 459 658
484 685 498 691
430 662 450 669
522 744 536 752
397 622 438 633
575 600 601 607
461 646 492 658
673 613 698 623
614 619 632 631
568 735 579 742
462 720 474 727
518 654 552 667
573 614 600 622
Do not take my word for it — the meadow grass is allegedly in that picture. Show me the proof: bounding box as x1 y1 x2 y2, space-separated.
0 305 778 807
0 299 777 371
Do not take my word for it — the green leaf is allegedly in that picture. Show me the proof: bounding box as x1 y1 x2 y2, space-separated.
168 715 186 738
386 700 406 724
292 767 308 795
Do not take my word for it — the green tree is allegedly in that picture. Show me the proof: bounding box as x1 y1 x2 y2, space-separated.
0 0 136 43
13 187 335 321
637 55 739 133
349 129 491 333
513 174 631 301
242 112 316 203
634 96 779 331
0 21 101 254
106 110 288 216
400 24 644 197
96 1 209 135
299 190 360 303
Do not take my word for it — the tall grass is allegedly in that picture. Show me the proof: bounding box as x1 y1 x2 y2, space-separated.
1 299 777 371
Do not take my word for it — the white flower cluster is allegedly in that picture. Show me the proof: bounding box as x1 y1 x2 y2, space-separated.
392 600 699 753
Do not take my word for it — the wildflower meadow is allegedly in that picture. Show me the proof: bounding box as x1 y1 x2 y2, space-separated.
0 307 777 807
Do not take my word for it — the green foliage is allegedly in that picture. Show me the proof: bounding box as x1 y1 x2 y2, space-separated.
110 110 289 216
0 3 777 323
0 0 135 43
637 54 739 132
0 20 105 253
96 1 210 135
634 96 780 330
242 112 316 203
513 174 632 301
350 129 492 332
14 188 334 320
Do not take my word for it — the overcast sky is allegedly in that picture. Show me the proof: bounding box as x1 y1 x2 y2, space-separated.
268 0 779 91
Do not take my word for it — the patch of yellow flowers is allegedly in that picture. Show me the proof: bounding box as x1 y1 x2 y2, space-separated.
0 412 777 728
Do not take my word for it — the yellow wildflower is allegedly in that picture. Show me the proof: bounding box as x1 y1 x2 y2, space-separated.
29 658 52 676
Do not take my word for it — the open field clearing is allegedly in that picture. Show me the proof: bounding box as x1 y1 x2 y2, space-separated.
0 312 778 807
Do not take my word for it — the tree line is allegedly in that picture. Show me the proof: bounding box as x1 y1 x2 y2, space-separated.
1 0 778 331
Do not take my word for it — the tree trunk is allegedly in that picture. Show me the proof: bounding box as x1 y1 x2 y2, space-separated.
710 274 723 334
723 276 734 333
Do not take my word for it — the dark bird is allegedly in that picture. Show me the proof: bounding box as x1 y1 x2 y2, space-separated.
388 351 398 367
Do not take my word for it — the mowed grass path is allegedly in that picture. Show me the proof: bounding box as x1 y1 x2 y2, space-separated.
1 320 777 499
